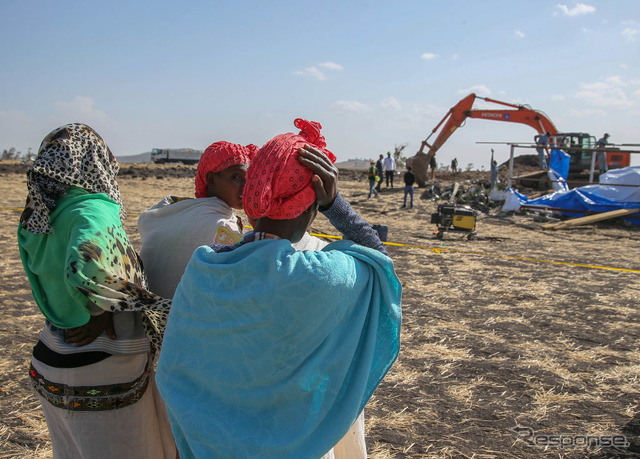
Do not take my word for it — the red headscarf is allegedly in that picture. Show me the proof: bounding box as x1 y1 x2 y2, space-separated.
243 119 336 220
195 141 258 198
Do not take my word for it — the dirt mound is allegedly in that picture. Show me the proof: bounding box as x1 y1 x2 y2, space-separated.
0 160 30 174
1 159 537 182
118 163 197 179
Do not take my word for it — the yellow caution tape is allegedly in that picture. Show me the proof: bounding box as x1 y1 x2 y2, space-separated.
309 232 640 274
3 206 637 274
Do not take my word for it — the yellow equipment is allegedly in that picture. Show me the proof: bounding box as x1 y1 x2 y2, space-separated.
431 204 478 240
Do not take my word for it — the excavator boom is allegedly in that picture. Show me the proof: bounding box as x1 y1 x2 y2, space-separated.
407 93 559 187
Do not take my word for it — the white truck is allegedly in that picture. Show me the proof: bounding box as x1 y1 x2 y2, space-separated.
151 148 203 164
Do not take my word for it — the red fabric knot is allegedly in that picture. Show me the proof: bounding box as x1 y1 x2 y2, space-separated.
243 119 336 220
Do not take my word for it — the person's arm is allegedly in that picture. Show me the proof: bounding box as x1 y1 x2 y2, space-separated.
298 146 388 256
320 194 387 255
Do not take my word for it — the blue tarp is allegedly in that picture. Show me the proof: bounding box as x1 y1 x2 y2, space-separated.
504 166 640 224
549 149 570 180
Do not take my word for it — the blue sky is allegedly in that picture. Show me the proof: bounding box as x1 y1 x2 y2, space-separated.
1 0 639 168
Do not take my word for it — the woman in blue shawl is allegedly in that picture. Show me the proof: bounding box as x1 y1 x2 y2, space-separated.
157 119 402 459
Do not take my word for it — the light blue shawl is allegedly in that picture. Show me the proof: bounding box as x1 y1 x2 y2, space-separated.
156 239 401 458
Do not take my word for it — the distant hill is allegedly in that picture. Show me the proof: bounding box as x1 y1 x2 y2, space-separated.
116 154 374 169
116 152 152 163
334 159 371 170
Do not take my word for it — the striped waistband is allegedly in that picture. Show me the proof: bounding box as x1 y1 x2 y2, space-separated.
29 356 151 412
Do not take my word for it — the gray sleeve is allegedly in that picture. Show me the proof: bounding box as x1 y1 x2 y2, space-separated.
320 194 388 255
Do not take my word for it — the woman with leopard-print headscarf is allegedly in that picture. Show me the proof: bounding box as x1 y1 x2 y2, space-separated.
18 123 176 458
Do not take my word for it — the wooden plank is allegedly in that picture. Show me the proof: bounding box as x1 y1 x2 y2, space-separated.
513 170 546 179
542 207 640 230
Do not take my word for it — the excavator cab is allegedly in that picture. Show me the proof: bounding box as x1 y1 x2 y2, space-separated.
556 132 595 172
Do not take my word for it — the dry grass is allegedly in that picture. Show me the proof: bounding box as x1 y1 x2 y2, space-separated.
1 163 640 458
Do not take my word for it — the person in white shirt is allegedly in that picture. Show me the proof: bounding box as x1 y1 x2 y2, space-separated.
383 151 396 188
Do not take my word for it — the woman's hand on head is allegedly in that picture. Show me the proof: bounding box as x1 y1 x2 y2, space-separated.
297 145 338 210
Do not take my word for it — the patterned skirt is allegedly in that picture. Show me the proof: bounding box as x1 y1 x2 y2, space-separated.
30 353 176 459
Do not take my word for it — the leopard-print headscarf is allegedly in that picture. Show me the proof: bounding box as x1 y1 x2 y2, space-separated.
21 123 125 234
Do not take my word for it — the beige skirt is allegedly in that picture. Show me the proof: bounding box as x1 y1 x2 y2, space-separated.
31 354 176 459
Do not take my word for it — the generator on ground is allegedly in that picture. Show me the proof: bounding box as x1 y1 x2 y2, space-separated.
431 204 477 240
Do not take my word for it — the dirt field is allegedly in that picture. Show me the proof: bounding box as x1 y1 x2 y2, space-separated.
1 161 639 458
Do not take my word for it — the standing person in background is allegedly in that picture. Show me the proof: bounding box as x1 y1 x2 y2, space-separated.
490 162 499 189
156 118 401 459
534 132 550 170
383 151 396 188
367 160 380 199
451 157 458 174
17 123 175 459
401 165 415 208
490 149 499 189
429 154 437 181
596 133 611 173
138 141 257 298
375 153 384 192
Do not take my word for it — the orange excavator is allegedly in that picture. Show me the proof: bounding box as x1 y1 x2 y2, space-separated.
406 93 628 187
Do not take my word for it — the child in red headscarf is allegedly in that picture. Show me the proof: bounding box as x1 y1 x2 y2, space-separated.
138 141 257 298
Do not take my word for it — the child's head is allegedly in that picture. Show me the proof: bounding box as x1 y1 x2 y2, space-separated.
195 142 258 209
407 165 412 171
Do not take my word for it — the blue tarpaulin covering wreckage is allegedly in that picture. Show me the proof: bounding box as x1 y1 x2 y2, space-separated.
503 150 640 225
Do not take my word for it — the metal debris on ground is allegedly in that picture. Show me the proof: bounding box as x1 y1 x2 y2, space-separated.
420 179 503 213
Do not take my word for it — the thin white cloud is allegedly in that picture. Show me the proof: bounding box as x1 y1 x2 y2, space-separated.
380 97 401 110
620 63 630 70
293 66 327 81
395 103 445 125
552 94 566 101
514 30 525 39
293 62 343 81
54 96 109 121
622 27 639 42
575 76 636 107
457 85 492 97
421 52 439 60
605 76 625 86
450 53 460 61
568 108 607 118
554 3 596 16
331 100 372 113
318 62 344 71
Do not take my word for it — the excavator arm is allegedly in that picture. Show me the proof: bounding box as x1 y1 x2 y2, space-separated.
407 93 559 187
